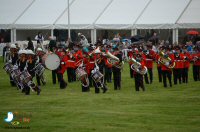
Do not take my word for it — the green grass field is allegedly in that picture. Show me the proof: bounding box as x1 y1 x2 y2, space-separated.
0 57 200 132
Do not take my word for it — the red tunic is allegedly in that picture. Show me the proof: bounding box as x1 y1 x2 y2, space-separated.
193 52 200 66
161 53 174 71
183 52 192 68
174 53 184 69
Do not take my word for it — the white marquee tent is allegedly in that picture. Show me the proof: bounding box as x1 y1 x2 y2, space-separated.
0 0 200 43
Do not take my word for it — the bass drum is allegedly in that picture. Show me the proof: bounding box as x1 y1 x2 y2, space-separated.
43 53 60 70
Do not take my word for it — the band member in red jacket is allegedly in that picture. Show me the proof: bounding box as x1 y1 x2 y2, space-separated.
128 46 134 78
56 46 68 89
112 45 123 90
81 46 91 92
160 47 174 88
86 46 96 87
104 45 112 83
182 45 192 83
173 46 184 85
132 51 146 91
66 49 76 83
143 43 155 84
156 46 164 83
192 46 200 81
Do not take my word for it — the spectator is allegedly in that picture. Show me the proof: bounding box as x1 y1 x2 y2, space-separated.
26 37 34 51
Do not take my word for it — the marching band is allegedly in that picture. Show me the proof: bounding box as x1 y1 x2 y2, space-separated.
2 33 200 95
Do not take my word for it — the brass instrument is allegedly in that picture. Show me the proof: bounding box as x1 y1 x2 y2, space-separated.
158 51 175 69
106 51 124 69
129 58 147 75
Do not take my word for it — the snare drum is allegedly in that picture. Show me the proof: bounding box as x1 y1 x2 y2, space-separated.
11 69 21 81
75 67 88 80
34 63 45 76
91 70 103 83
20 70 32 84
3 63 13 74
43 53 60 70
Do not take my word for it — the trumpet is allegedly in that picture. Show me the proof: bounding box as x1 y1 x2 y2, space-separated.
158 51 175 69
129 58 147 75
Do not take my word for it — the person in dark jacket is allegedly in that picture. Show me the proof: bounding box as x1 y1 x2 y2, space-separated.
26 37 34 51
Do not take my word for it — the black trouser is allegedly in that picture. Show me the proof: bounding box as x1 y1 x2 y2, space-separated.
72 68 76 82
157 67 162 82
67 68 76 82
10 76 16 86
134 73 145 91
193 65 200 81
57 73 67 89
89 75 93 87
24 85 30 95
105 66 112 83
113 70 121 90
130 64 133 78
182 68 189 83
144 68 153 84
93 80 107 93
52 70 60 84
162 70 172 87
173 68 183 84
82 85 90 92
36 75 41 86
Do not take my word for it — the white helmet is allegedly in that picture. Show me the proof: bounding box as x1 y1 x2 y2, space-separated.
36 48 43 52
18 49 27 55
10 44 17 49
26 50 35 55
78 33 82 36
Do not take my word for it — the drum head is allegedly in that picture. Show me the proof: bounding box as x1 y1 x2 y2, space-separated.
45 54 60 70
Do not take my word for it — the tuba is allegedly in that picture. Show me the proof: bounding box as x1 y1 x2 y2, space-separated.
130 58 147 75
158 51 175 69
106 51 124 69
75 60 89 87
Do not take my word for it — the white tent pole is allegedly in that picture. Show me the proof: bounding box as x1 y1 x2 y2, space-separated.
94 29 96 43
91 29 94 44
131 29 137 36
68 0 71 39
11 29 13 43
51 29 54 38
175 0 192 24
10 28 16 43
13 29 16 42
172 28 178 44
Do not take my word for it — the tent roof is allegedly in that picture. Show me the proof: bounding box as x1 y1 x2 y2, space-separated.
177 0 200 28
95 0 150 29
55 0 111 29
0 0 33 28
0 0 199 29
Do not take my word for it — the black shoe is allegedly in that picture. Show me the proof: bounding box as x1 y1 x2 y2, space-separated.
103 88 107 93
37 87 41 95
